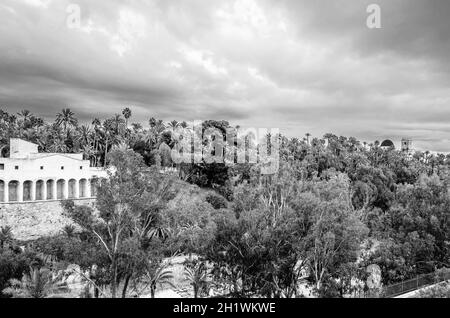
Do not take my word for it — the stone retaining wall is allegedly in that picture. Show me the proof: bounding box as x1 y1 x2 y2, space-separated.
0 199 95 241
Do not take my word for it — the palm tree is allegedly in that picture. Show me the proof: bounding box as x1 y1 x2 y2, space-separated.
149 117 157 128
92 118 101 166
92 118 101 127
145 118 166 149
159 142 173 168
6 114 17 130
0 143 8 158
147 224 171 241
16 110 33 134
62 225 76 238
76 125 92 147
149 117 165 131
122 108 132 128
167 120 179 130
82 144 95 165
112 139 131 152
131 123 143 133
49 137 69 153
102 119 115 166
56 108 78 132
112 114 126 135
3 267 69 298
17 110 32 122
424 150 431 164
143 264 174 298
0 226 13 249
184 262 210 298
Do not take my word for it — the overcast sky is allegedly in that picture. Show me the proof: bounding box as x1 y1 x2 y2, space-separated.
1 0 450 151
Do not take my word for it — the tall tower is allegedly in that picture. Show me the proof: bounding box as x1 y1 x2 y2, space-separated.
401 138 413 154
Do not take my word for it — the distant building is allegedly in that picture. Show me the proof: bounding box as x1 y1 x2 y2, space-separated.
401 138 413 155
380 139 395 150
0 139 107 203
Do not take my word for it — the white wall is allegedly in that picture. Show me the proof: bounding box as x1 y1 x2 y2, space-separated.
0 154 101 182
9 138 38 159
0 155 107 203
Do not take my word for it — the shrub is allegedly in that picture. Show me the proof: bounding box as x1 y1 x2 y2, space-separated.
0 249 38 298
3 266 69 298
0 226 13 249
63 225 76 238
417 281 450 298
205 193 228 210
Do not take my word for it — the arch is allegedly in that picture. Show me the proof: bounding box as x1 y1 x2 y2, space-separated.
68 179 77 199
8 181 19 202
0 180 5 202
35 180 45 201
90 178 98 197
79 179 87 198
23 181 33 201
57 179 66 200
46 179 55 200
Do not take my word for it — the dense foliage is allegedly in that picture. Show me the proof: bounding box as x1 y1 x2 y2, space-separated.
1 108 450 298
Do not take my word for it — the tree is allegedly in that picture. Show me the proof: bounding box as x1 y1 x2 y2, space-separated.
56 108 78 132
418 270 450 298
185 261 210 298
122 108 132 128
102 119 114 166
368 174 450 284
62 225 76 239
111 114 126 136
0 226 13 250
62 148 175 298
0 248 39 298
167 120 179 129
159 142 173 168
300 173 368 293
162 187 217 254
142 262 174 298
31 233 110 298
207 166 368 298
3 266 69 298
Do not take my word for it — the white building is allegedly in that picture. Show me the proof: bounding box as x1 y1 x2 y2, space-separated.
0 139 107 203
401 138 413 154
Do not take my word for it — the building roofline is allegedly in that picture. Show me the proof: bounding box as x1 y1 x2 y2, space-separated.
0 153 85 162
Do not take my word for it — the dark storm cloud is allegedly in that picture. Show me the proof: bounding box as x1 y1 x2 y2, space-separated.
0 0 450 151
277 0 450 62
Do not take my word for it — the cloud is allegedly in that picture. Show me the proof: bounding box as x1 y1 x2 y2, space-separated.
0 0 450 151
